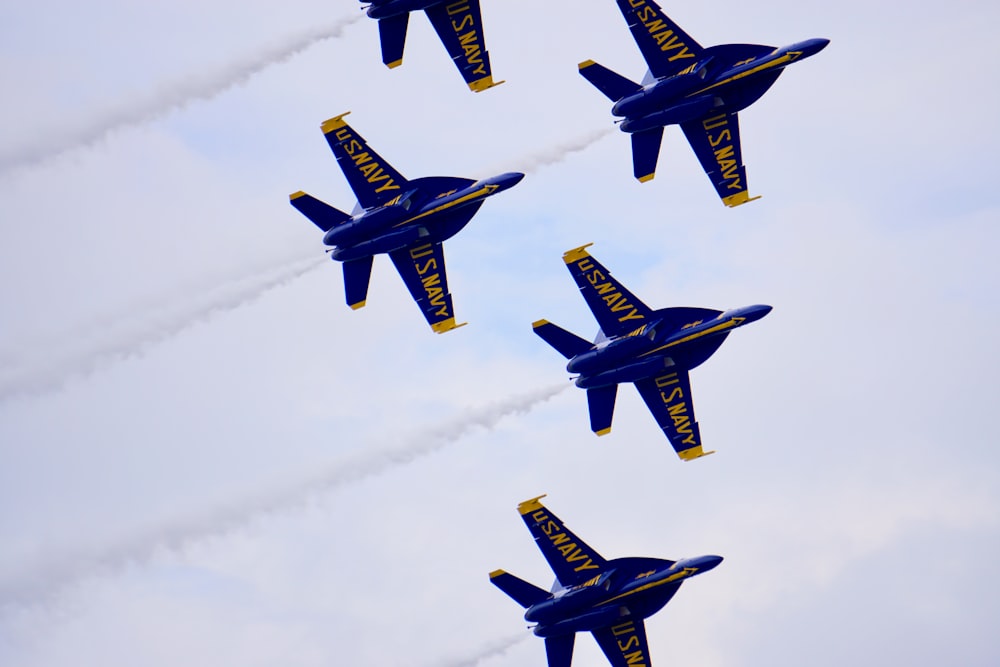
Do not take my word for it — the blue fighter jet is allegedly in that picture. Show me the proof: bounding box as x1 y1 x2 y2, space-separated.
290 112 523 333
579 0 828 206
533 244 770 460
361 0 503 92
491 495 722 667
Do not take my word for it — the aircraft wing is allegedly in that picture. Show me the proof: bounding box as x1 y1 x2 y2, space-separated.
634 370 713 461
592 618 653 667
562 245 654 339
321 112 410 210
680 112 758 207
614 0 704 79
518 495 608 587
424 0 501 92
389 241 465 334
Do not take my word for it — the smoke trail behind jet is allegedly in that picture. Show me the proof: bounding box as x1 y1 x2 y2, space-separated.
0 14 363 173
0 254 324 402
430 633 530 667
510 127 615 174
0 383 569 607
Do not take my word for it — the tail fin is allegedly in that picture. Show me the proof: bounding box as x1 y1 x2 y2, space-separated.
320 112 409 210
489 570 549 608
532 320 592 359
578 60 641 102
545 634 575 667
343 257 374 310
289 191 351 232
377 14 408 68
587 385 618 436
631 127 664 183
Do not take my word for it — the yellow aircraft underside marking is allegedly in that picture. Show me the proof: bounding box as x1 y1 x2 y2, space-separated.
320 111 352 135
396 185 497 226
289 190 307 200
489 569 507 579
599 568 698 605
637 173 655 183
469 76 504 92
386 59 403 69
431 317 467 334
518 494 548 515
349 300 367 310
678 446 715 461
639 318 743 357
722 191 761 207
690 53 796 96
562 243 594 264
595 427 612 436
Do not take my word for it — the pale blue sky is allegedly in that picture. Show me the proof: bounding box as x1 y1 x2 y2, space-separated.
1 1 998 666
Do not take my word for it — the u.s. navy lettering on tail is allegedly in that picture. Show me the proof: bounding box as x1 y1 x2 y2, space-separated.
410 244 450 317
335 128 401 194
627 0 695 62
530 509 601 573
575 258 645 323
445 2 487 76
655 372 697 444
700 114 743 192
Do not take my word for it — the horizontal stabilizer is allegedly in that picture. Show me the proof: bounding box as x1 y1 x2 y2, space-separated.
578 60 641 102
532 320 592 359
289 191 350 232
489 570 549 608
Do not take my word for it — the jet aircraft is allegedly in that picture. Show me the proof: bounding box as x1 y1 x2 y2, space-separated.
533 244 770 460
361 0 503 92
290 112 523 333
491 495 722 667
578 0 828 206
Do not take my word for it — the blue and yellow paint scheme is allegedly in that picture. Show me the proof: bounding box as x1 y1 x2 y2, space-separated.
290 112 523 333
361 0 503 92
491 495 722 667
533 244 770 459
579 0 828 206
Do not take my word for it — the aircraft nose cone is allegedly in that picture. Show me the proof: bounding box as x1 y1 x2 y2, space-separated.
801 38 830 57
744 304 772 323
701 555 724 572
498 172 525 189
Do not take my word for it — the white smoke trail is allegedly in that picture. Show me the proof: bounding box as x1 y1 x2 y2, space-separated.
430 633 531 667
508 127 615 174
0 13 363 173
0 383 569 607
0 253 324 401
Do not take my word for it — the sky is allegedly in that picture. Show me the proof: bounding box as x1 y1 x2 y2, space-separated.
1 0 998 665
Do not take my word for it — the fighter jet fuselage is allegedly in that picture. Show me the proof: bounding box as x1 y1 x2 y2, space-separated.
364 0 439 20
324 172 523 261
614 39 830 134
568 304 772 389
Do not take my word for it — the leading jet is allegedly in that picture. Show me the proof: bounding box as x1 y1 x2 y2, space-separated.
290 112 523 333
361 0 503 92
579 0 828 206
491 495 722 667
533 244 770 460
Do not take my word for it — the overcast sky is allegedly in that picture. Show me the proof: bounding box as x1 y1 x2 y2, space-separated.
1 1 998 665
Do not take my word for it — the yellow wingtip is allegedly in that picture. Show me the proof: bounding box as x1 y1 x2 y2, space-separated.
469 76 504 92
562 243 594 264
321 111 351 135
431 318 468 334
579 59 597 70
637 173 655 183
489 569 507 579
289 190 307 200
517 494 547 515
678 447 716 461
386 59 403 69
532 319 550 329
722 191 761 208
595 427 612 436
349 300 367 311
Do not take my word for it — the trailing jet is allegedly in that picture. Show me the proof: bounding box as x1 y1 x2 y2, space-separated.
491 495 722 667
361 0 503 92
533 244 770 460
579 0 828 206
290 112 523 333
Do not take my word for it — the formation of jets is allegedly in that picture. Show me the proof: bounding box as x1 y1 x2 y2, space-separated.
290 2 827 666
